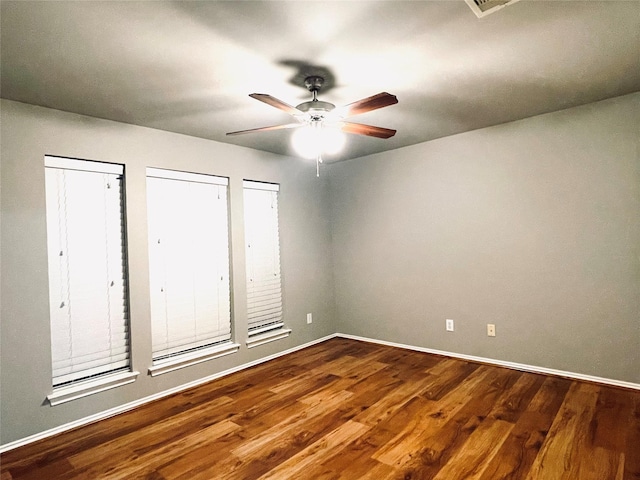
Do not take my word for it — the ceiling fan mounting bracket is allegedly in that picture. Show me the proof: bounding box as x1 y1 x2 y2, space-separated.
304 75 325 92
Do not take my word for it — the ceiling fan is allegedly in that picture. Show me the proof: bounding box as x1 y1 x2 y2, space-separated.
227 76 398 174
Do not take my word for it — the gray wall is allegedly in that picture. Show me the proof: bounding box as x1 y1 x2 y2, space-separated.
0 100 336 446
328 93 639 384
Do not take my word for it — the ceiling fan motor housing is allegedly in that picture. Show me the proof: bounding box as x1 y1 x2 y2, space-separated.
296 100 336 115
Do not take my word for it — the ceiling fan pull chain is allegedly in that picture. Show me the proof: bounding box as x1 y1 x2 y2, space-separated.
316 153 324 177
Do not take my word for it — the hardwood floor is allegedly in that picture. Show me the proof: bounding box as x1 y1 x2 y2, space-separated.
2 338 639 479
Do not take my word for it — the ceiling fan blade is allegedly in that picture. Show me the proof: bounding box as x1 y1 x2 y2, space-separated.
340 122 396 139
249 93 302 116
339 92 398 117
226 123 302 136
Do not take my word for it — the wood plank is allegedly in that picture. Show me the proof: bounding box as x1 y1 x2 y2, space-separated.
230 389 353 459
591 387 635 451
80 419 240 480
479 375 573 480
392 368 521 479
373 365 495 467
198 378 398 480
256 421 370 480
67 395 235 471
432 417 514 479
488 371 547 423
525 382 607 480
625 395 640 479
351 369 439 427
319 389 436 479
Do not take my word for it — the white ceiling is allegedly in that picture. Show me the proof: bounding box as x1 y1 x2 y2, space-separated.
2 1 639 162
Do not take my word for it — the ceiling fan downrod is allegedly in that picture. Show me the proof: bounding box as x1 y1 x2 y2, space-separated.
304 75 324 94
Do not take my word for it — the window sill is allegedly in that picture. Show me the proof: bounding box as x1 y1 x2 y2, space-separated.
246 328 292 349
148 342 240 377
47 370 139 406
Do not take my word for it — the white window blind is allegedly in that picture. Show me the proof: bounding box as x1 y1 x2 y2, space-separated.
44 156 130 387
243 181 283 336
147 169 232 362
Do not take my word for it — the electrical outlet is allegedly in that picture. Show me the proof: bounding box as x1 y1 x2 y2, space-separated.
446 319 454 332
306 313 313 324
487 324 496 337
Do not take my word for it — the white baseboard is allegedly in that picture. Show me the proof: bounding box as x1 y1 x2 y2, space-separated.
336 333 640 391
3 332 637 453
0 334 337 454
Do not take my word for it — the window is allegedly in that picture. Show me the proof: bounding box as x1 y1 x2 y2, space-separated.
146 169 238 376
44 156 137 405
243 180 290 347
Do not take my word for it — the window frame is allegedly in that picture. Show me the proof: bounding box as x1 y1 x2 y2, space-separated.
243 180 291 348
146 168 239 376
43 155 138 405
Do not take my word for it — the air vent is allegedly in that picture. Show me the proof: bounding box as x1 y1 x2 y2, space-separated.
464 0 521 18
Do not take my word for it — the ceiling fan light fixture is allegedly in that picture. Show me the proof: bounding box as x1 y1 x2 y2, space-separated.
291 123 345 159
291 126 319 159
321 126 346 155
